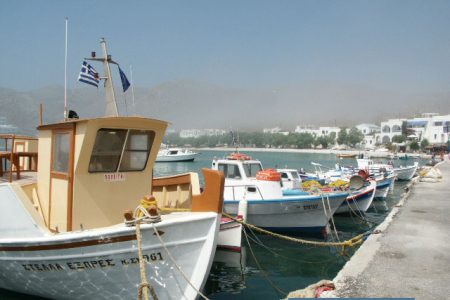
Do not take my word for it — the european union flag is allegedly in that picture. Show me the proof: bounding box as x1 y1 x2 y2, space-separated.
118 66 130 92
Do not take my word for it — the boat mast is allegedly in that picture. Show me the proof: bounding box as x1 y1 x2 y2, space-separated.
86 38 119 116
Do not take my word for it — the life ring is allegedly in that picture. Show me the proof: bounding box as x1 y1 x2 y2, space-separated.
227 153 252 160
256 169 281 181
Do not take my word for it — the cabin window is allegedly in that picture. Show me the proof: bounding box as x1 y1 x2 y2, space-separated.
281 172 288 179
89 128 154 173
52 132 70 173
243 163 262 178
218 163 242 179
89 129 127 172
119 130 155 171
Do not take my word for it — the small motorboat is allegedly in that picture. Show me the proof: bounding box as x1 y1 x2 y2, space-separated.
156 147 198 162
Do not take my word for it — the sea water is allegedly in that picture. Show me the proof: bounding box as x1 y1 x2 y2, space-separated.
0 150 422 299
154 150 419 299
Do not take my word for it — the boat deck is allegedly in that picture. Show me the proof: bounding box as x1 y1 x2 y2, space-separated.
0 171 37 185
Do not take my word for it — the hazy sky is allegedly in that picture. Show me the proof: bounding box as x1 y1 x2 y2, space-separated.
1 0 450 95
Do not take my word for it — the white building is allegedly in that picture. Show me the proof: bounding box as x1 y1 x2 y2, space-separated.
378 118 406 144
179 129 226 138
356 123 380 135
294 125 340 137
415 114 450 145
263 127 289 135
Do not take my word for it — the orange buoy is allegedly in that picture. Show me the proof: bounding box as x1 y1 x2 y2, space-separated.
256 169 281 181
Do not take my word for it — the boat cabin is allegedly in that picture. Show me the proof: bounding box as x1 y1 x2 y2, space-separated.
277 168 302 190
31 116 168 232
211 153 283 200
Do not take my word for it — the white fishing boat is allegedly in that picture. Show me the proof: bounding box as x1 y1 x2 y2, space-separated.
156 147 198 162
394 162 419 181
334 179 376 214
211 153 348 234
0 39 225 300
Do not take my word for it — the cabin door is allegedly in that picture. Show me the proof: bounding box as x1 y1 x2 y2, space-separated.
49 126 75 232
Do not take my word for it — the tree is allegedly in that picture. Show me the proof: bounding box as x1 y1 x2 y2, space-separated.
420 138 429 151
337 127 348 145
347 127 364 147
392 135 406 143
409 141 420 151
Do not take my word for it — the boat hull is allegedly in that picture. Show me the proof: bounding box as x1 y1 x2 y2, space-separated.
394 163 419 181
335 182 376 214
155 153 197 162
374 176 394 199
223 193 347 233
0 213 219 300
218 217 242 252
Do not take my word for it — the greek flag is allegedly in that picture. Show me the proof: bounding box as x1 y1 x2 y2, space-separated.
78 61 100 87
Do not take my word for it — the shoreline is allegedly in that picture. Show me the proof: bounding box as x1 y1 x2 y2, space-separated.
193 147 431 158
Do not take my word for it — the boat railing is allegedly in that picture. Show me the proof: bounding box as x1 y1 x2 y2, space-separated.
225 184 265 201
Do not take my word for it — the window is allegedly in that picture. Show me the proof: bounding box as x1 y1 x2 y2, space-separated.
119 130 155 171
89 128 154 173
281 172 288 179
434 121 443 126
243 163 262 177
218 163 242 179
52 132 70 173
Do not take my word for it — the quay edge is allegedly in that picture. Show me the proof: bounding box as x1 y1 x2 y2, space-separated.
330 160 450 299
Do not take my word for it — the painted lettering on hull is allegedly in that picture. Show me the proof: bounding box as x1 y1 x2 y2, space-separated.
21 252 164 272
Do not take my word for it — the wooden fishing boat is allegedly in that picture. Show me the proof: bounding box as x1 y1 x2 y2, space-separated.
0 39 224 300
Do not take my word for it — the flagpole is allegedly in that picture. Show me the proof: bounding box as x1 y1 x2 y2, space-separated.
64 17 68 120
129 64 136 115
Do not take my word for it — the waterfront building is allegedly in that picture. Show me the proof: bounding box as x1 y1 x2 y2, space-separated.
179 128 226 138
263 127 289 135
356 123 380 135
294 125 340 137
378 118 407 144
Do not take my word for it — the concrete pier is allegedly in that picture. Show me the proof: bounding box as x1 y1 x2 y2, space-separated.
333 161 450 299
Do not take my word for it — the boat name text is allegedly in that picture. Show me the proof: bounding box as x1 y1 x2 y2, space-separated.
21 252 164 272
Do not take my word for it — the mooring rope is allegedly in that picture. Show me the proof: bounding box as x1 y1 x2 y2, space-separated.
135 221 158 300
151 224 210 300
222 212 366 255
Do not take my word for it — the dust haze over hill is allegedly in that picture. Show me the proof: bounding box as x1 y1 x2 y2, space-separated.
1 80 449 135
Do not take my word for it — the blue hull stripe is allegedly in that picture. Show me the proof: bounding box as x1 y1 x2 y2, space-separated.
224 192 348 204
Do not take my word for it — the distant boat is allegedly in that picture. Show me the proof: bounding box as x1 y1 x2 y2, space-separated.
336 153 357 158
156 147 198 162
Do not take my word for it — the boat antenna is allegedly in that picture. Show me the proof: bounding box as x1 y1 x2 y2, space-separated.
86 38 119 116
64 17 68 120
129 64 136 115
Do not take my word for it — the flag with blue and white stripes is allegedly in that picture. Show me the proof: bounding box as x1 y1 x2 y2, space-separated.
77 61 100 87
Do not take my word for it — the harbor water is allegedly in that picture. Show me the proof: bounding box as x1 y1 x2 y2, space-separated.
0 150 423 299
156 150 420 299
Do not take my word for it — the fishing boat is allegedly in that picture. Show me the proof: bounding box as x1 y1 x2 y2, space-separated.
394 162 419 181
334 179 376 214
0 39 225 300
156 147 198 162
211 153 348 234
336 153 357 159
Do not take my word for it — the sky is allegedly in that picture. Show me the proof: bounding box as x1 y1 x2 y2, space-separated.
1 1 450 103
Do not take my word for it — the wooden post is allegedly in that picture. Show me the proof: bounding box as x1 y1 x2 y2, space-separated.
9 135 15 182
39 103 43 126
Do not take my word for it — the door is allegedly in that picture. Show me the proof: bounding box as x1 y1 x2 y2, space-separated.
49 126 75 232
